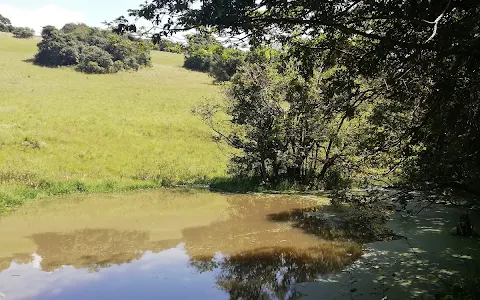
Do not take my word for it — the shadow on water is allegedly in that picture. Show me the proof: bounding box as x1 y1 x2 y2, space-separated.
294 205 480 299
267 205 394 243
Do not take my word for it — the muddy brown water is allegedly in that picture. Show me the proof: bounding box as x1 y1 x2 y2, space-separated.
0 189 479 300
0 190 360 300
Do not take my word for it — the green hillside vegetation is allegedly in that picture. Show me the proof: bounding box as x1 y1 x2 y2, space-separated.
0 32 227 214
34 24 151 74
181 32 245 83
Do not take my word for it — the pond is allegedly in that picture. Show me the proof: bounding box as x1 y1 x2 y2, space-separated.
0 189 478 299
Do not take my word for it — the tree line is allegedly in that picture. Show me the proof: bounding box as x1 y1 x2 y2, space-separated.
155 31 245 83
0 13 34 39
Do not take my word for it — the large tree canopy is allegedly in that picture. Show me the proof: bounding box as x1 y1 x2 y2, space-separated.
124 0 478 50
123 0 480 194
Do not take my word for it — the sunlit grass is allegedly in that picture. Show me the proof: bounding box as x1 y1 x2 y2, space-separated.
0 33 228 213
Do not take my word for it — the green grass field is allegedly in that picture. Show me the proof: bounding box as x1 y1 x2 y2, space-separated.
0 32 228 213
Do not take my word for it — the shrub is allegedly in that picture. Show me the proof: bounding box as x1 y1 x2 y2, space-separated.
123 56 140 71
182 32 244 82
135 42 152 67
184 54 213 72
209 48 245 82
77 45 113 74
12 27 35 39
183 32 223 72
32 25 151 74
158 39 184 53
34 29 80 66
76 61 100 74
105 35 151 71
111 60 125 72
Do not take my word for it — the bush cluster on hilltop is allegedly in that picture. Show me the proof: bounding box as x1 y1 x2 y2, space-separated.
11 27 35 39
33 23 152 74
0 13 34 39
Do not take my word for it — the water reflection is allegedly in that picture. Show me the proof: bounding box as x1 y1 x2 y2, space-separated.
190 247 359 300
0 190 359 300
1 190 478 299
32 229 149 272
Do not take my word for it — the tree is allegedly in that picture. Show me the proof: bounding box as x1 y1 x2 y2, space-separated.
183 31 223 72
12 27 35 39
209 48 245 82
61 22 89 34
194 46 381 187
126 1 476 50
0 13 12 32
126 0 480 193
76 45 114 74
34 26 80 66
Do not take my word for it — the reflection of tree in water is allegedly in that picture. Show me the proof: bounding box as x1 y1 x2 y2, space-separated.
0 258 10 272
1 228 181 273
30 229 179 272
181 195 362 299
1 193 365 300
30 229 148 272
190 246 361 300
0 253 35 272
181 195 355 257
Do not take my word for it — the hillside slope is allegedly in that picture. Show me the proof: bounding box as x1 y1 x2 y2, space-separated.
0 33 227 212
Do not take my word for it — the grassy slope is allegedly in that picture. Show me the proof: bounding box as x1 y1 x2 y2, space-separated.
0 33 228 213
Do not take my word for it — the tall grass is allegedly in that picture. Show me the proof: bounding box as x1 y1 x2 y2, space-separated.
0 33 229 213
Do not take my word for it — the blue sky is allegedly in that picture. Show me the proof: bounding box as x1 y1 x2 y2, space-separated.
0 0 147 33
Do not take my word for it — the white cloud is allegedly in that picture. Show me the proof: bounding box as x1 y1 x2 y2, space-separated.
0 4 86 34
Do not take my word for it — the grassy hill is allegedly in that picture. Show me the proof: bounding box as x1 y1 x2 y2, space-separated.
0 33 228 213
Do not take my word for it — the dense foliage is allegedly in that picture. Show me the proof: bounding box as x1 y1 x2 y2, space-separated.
209 48 245 82
183 32 245 82
11 27 35 39
34 23 151 74
157 39 184 53
0 13 13 32
124 0 480 194
0 13 33 37
194 47 386 188
183 32 223 72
